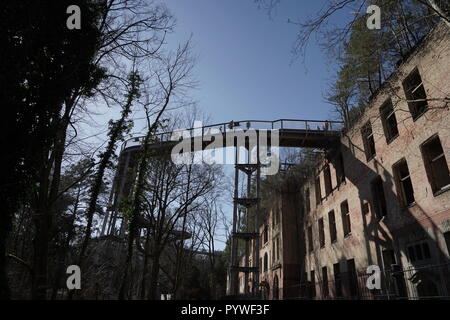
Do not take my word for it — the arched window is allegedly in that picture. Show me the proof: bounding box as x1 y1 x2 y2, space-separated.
264 253 268 272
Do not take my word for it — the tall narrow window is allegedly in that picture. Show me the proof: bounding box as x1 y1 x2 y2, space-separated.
347 259 358 297
402 68 428 120
393 159 415 206
328 210 337 243
305 188 311 213
371 176 388 218
315 176 322 205
341 200 351 237
322 266 329 298
319 218 325 248
264 253 268 272
380 99 399 143
333 263 342 297
308 226 313 252
263 225 268 244
361 121 376 160
324 164 333 196
421 135 450 194
310 270 316 298
335 153 346 185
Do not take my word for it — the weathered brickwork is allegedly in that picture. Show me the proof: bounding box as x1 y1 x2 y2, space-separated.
242 22 450 300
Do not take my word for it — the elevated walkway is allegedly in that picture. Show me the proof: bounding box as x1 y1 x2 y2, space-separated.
120 119 343 153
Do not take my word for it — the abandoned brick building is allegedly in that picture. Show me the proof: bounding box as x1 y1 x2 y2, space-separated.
238 22 450 299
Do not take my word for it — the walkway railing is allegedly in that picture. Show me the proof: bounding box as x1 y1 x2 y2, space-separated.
120 119 344 152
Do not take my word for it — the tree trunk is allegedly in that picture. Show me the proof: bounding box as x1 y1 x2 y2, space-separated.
148 251 161 300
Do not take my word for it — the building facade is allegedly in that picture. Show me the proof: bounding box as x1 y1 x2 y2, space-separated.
241 22 450 300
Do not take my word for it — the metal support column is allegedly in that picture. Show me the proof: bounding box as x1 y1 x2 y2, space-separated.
228 139 261 298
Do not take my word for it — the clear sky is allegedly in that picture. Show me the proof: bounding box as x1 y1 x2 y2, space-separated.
154 0 349 249
161 0 345 126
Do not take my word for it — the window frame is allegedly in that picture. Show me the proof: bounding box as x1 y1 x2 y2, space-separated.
393 158 416 207
402 67 428 121
379 99 399 143
420 135 450 195
328 210 337 244
361 121 376 161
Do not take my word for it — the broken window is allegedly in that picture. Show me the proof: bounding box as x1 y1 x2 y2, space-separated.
322 266 329 298
308 225 313 252
319 218 325 248
402 68 428 120
329 210 337 243
361 121 376 160
315 176 322 205
393 159 415 206
335 153 346 185
371 176 388 218
324 164 333 196
334 263 342 297
341 200 351 237
380 99 399 143
421 135 450 194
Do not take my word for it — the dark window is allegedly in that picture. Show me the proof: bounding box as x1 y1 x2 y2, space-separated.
371 176 388 218
319 218 325 248
421 136 450 194
263 225 268 244
328 210 337 243
444 232 450 256
324 164 333 196
308 226 313 252
347 259 359 297
402 68 428 120
333 263 342 297
305 188 311 213
361 122 376 160
407 242 431 263
315 176 322 205
341 200 351 237
393 159 415 206
310 270 316 298
382 249 396 270
335 153 346 185
322 266 329 298
408 246 416 262
422 243 431 260
380 99 399 142
264 253 268 271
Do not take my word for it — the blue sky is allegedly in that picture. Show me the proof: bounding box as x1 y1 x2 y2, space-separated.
86 1 355 247
162 0 345 125
155 0 350 249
